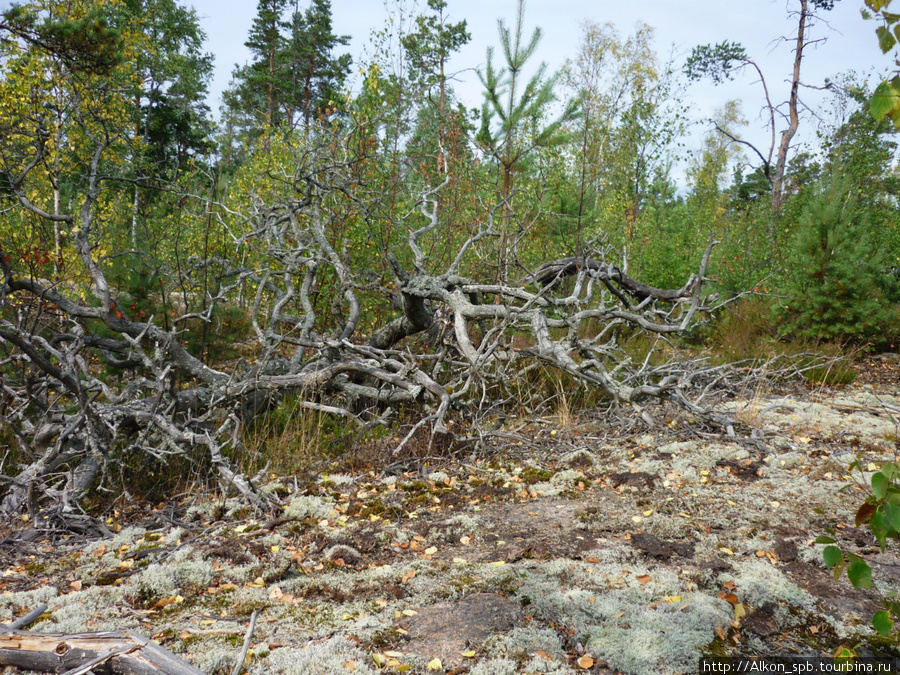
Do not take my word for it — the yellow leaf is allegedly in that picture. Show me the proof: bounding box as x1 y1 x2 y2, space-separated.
424 546 437 555
664 595 681 603
427 658 442 670
642 509 653 517
461 650 477 658
401 609 417 616
577 655 594 669
734 603 747 622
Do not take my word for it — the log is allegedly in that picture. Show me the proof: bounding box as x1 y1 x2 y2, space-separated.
0 628 208 675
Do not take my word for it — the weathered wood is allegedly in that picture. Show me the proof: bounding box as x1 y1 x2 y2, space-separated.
0 629 208 675
527 256 700 301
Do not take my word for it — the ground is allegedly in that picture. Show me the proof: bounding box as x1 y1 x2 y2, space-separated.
1 356 899 675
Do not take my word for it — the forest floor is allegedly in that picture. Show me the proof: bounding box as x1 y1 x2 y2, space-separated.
1 356 900 675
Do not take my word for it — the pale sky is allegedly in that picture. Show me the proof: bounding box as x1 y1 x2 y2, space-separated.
192 0 887 167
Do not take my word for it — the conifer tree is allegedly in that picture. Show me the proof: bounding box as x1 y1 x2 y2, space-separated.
476 0 578 279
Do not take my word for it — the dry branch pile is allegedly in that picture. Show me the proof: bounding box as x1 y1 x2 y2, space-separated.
0 129 739 530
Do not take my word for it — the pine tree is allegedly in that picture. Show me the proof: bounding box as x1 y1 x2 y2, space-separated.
476 0 578 280
284 0 350 130
780 180 900 343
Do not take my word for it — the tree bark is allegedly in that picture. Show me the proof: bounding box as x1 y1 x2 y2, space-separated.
0 629 207 675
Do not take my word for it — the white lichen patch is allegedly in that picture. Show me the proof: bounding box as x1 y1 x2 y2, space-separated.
722 559 815 609
283 493 338 521
583 593 728 675
248 636 378 675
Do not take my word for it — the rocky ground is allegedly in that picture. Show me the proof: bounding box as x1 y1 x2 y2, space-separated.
1 356 899 675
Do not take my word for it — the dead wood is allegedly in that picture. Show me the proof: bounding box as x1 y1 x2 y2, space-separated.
0 628 207 675
0 123 745 527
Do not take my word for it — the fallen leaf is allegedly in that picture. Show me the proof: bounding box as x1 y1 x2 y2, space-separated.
401 609 417 616
611 611 626 619
718 592 739 607
714 626 726 640
461 650 477 658
427 658 442 670
70 580 82 592
636 574 652 584
664 595 681 603
577 655 594 669
734 603 747 622
424 546 438 555
344 659 356 672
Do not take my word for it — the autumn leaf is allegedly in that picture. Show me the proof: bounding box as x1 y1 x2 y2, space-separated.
636 574 651 585
577 655 594 669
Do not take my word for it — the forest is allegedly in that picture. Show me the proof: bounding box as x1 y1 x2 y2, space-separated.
1 0 900 673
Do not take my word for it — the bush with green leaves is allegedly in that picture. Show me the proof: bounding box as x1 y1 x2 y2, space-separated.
818 460 900 637
778 181 900 345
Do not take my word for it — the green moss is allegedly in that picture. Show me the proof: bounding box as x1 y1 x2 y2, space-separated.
521 467 554 484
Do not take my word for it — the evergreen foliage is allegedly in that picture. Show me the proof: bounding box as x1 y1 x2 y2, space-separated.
779 180 900 344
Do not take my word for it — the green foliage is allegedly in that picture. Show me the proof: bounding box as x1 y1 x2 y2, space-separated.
820 460 900 637
861 0 900 126
777 180 900 344
0 2 123 73
684 41 749 84
222 0 350 140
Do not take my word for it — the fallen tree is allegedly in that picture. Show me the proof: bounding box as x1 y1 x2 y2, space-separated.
0 123 733 528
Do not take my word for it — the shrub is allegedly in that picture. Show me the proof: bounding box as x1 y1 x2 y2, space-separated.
778 181 900 345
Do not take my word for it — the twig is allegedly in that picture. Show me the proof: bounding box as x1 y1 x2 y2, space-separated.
4 604 48 631
230 610 259 675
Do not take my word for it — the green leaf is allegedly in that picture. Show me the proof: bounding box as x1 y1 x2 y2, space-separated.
878 25 898 53
815 535 837 544
823 545 842 569
884 503 900 535
847 558 874 589
870 79 900 121
833 558 845 582
871 509 888 549
873 610 894 636
872 472 889 499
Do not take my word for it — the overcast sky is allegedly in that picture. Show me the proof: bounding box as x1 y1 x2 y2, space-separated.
189 0 889 167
